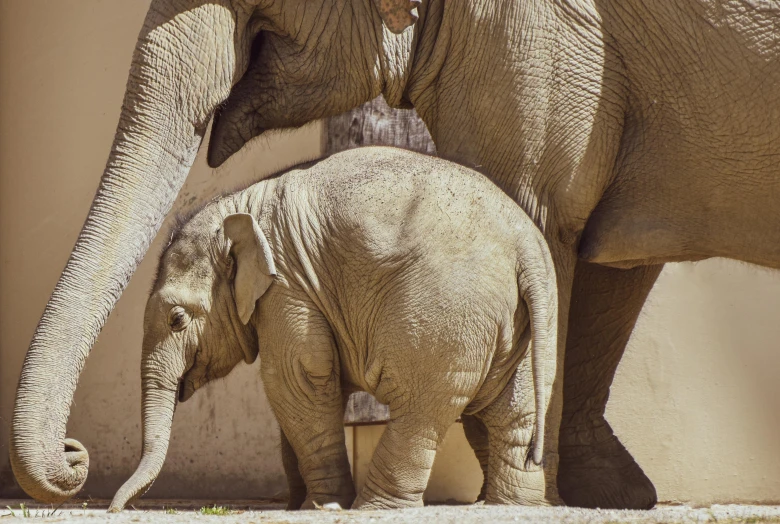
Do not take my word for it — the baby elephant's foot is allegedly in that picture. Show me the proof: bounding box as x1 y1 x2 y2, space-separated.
286 488 307 510
301 493 356 511
300 483 356 511
352 484 425 510
485 467 549 506
483 443 552 506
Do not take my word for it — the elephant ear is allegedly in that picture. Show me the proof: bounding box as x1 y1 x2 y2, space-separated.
372 0 422 34
223 213 277 325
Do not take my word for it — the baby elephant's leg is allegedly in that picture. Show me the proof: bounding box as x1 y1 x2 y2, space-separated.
461 414 489 502
280 430 307 510
476 357 549 505
352 408 458 509
280 394 353 510
261 303 355 510
267 378 355 510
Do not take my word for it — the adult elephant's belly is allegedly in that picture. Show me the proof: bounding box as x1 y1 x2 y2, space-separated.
577 141 780 270
584 0 780 270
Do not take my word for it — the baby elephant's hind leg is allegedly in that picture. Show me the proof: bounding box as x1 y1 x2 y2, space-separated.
461 414 489 502
476 357 548 505
352 409 459 509
280 430 307 510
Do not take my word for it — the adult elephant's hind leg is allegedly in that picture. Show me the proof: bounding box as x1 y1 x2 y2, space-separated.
558 261 662 509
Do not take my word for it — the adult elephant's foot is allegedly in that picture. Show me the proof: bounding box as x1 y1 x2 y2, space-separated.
558 418 657 510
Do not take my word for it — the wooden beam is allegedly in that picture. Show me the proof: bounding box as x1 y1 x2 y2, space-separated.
326 96 435 426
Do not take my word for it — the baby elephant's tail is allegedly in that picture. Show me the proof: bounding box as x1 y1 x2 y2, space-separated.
517 233 559 467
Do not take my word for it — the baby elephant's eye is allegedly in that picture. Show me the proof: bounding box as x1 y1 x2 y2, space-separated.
167 306 192 332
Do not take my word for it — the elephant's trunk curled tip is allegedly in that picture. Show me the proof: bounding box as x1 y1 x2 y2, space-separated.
9 438 89 504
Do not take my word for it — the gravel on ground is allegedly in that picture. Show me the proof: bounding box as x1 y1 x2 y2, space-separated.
2 499 780 523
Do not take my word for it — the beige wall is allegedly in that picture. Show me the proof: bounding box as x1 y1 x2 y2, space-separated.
1 0 779 505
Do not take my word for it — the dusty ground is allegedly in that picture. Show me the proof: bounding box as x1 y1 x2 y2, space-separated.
3 500 780 523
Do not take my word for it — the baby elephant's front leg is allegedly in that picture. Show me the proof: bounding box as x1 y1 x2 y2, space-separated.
279 430 307 510
260 303 355 509
265 365 355 509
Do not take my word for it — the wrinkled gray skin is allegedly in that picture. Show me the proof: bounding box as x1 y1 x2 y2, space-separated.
11 0 780 510
107 147 559 511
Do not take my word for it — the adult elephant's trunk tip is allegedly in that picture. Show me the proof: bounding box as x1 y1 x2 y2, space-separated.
10 438 89 504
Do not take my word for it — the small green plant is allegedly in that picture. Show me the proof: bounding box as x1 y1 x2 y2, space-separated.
199 505 234 516
4 503 31 518
4 503 64 519
3 503 60 518
164 507 178 515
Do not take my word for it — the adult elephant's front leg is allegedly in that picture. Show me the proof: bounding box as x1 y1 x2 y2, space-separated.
557 261 662 509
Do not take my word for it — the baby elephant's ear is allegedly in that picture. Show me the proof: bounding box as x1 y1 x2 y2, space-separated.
373 0 422 34
223 213 277 325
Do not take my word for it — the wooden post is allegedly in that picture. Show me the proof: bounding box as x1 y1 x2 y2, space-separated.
325 96 435 426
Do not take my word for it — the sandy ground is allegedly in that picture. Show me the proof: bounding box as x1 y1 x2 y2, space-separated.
3 500 780 523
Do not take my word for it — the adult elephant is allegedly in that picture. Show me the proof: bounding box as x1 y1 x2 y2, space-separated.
10 0 780 510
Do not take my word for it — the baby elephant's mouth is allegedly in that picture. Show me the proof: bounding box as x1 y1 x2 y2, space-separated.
177 373 197 403
177 376 186 403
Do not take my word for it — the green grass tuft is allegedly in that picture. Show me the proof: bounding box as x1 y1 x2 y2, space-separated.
199 505 234 516
3 502 62 519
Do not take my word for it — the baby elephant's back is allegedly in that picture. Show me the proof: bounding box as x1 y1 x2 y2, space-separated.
300 147 540 263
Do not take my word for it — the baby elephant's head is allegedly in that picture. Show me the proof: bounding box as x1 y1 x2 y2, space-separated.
109 208 276 512
147 209 277 403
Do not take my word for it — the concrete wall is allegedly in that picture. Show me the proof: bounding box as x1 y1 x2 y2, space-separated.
2 0 779 505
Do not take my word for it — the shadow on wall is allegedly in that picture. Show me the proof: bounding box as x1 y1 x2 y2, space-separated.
608 260 780 505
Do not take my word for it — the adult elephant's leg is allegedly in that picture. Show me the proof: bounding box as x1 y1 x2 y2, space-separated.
461 414 489 502
279 429 307 510
557 261 663 509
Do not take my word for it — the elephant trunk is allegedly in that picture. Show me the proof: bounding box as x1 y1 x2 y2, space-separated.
108 383 179 512
517 235 559 467
109 336 188 513
10 0 244 503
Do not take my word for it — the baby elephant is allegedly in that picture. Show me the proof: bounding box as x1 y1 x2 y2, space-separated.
109 146 558 511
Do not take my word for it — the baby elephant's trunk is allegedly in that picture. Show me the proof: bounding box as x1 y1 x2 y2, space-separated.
109 342 186 512
517 235 559 466
109 385 177 512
